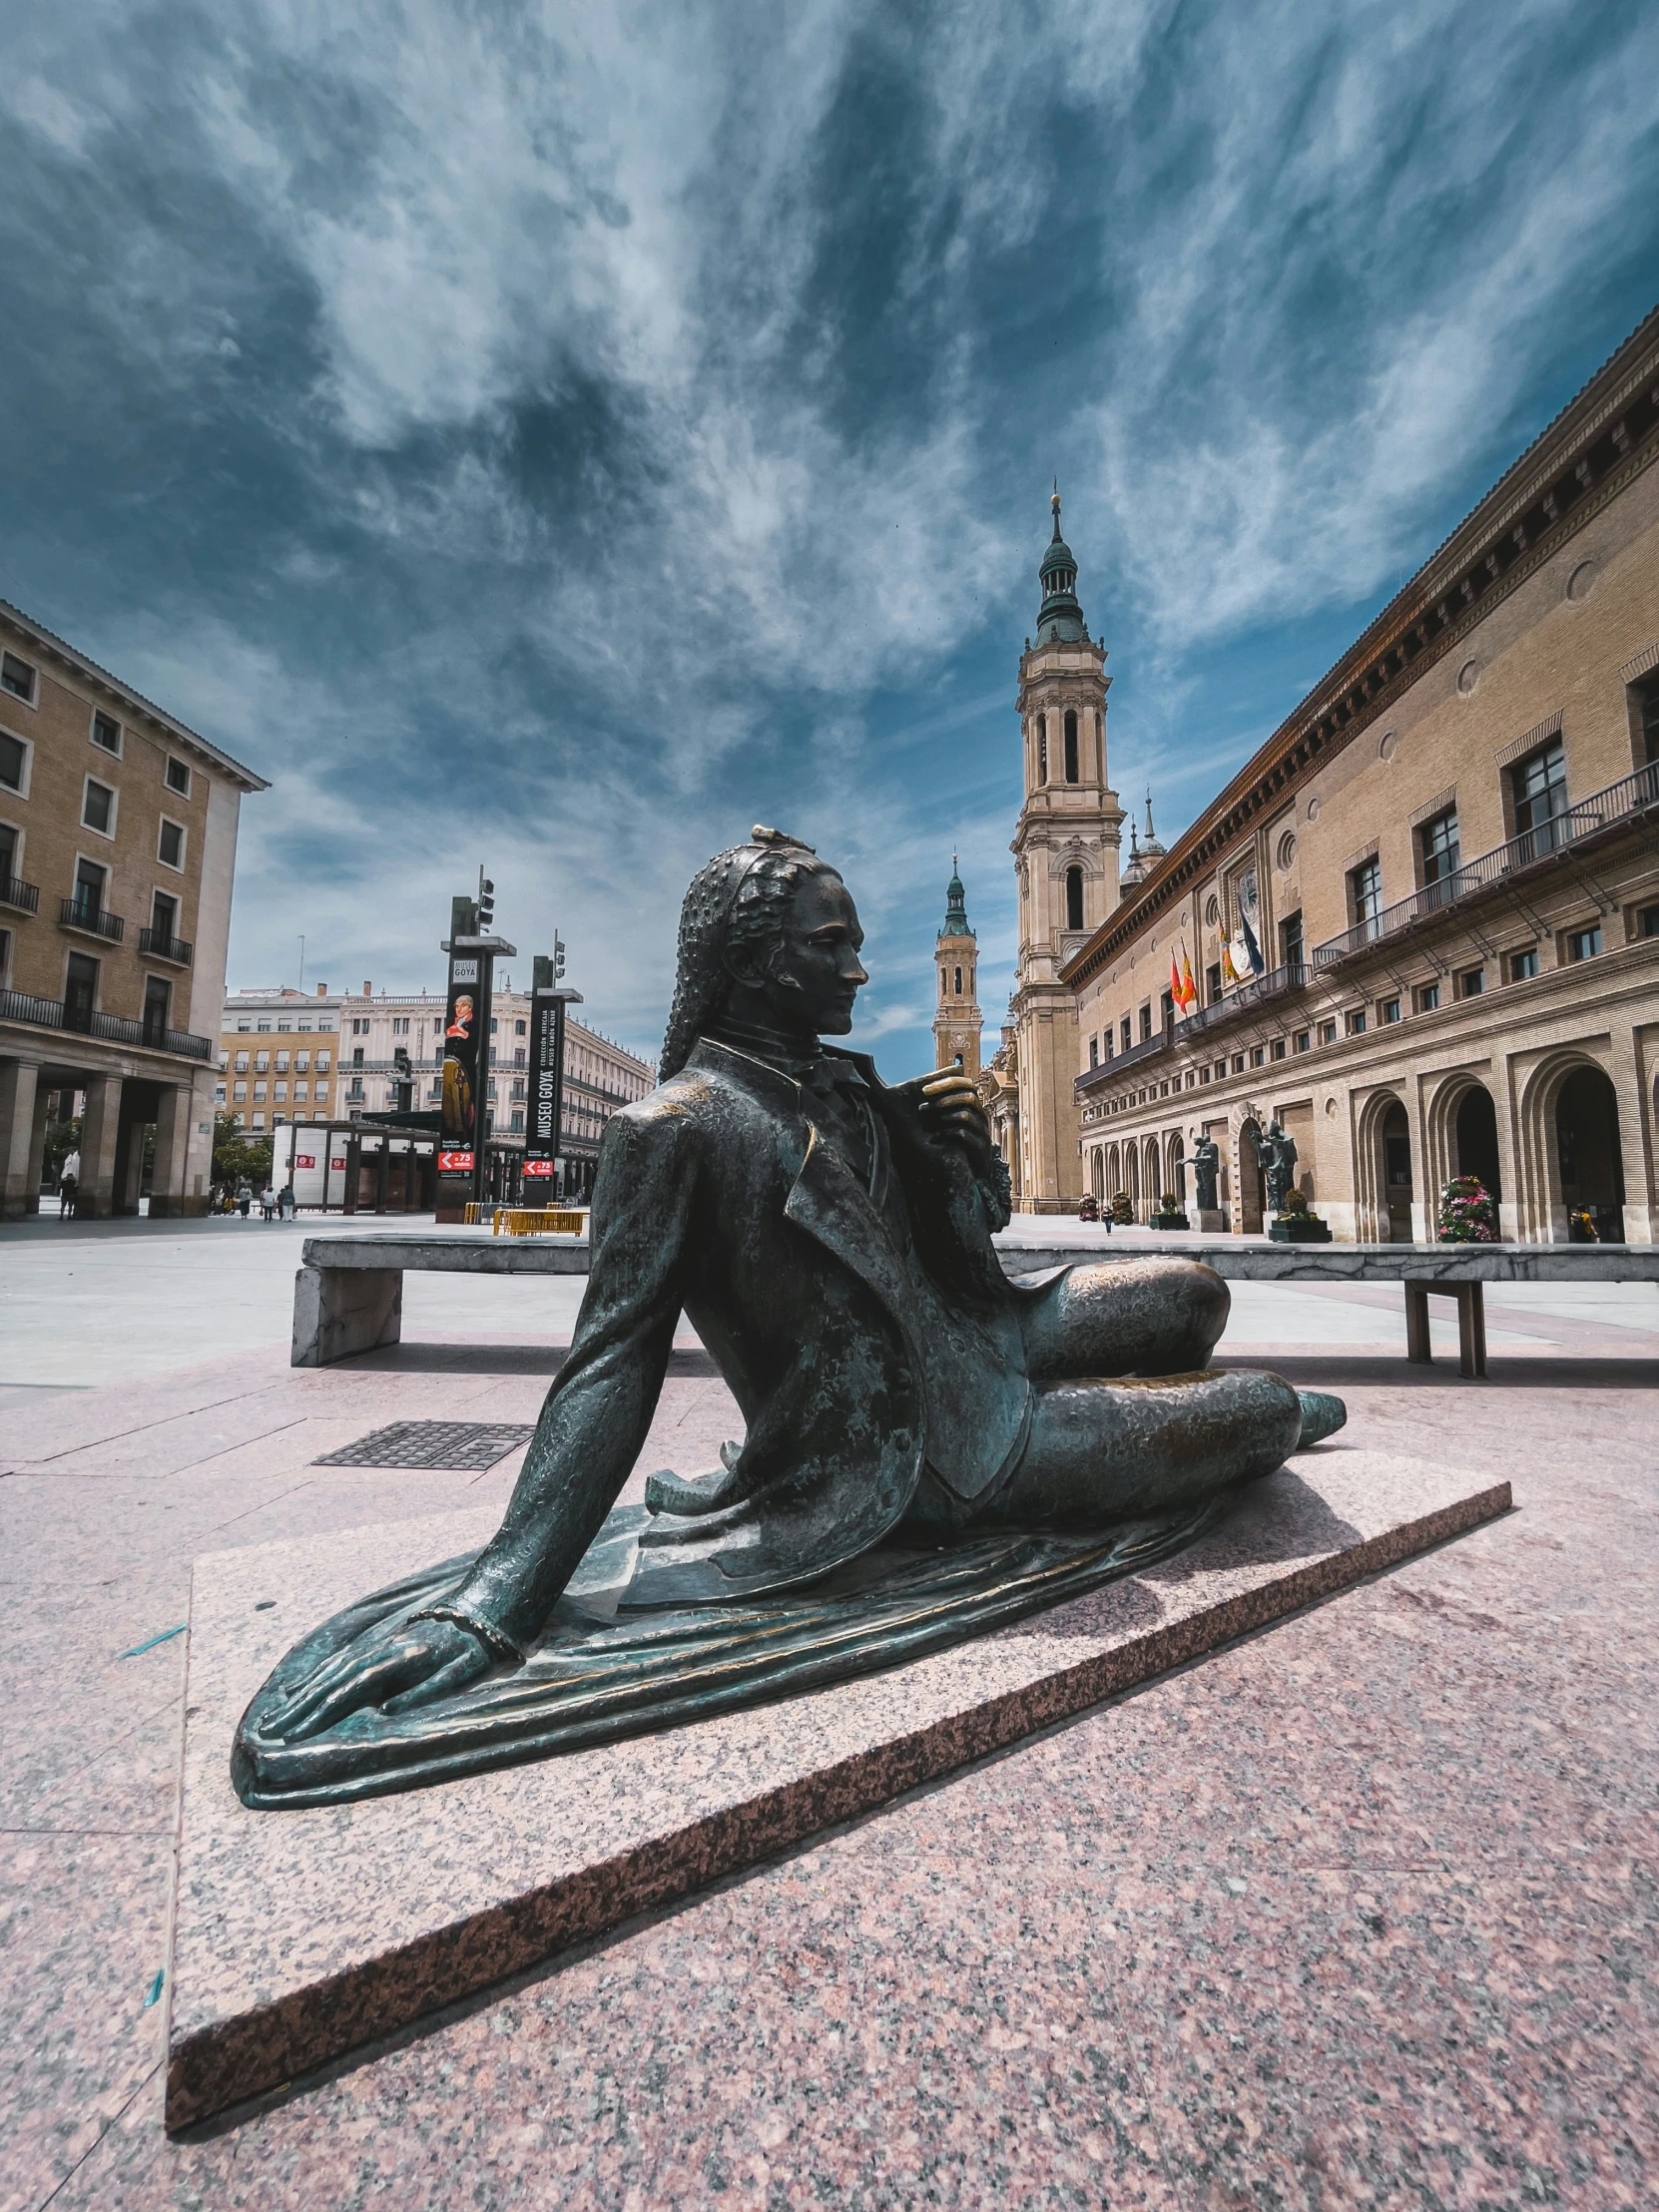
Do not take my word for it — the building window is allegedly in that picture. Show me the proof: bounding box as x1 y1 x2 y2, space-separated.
1088 1034 1099 1068
1345 1009 1367 1035
274 1081 287 1101
1231 1054 1246 1075
82 779 117 835
257 1020 271 1032
392 1016 409 1035
1349 855 1382 941
1064 867 1085 931
1625 671 1659 767
1271 1039 1286 1060
1380 997 1401 1024
73 856 107 917
1318 1020 1337 1045
314 1079 328 1098
352 1017 369 1035
0 731 26 793
1415 983 1438 1013
296 1050 309 1071
215 1084 227 1104
1637 905 1659 939
253 1081 267 1101
1139 1002 1152 1043
515 1018 527 1035
255 1050 270 1072
0 651 37 703
351 1046 363 1066
316 1050 330 1069
1249 1044 1265 1066
1206 961 1223 1006
1565 924 1602 962
1458 967 1485 997
253 1112 265 1130
1417 807 1460 896
275 1050 289 1072
235 1052 249 1074
293 1080 308 1100
1036 714 1048 782
166 755 192 795
92 711 122 755
1509 737 1567 856
1063 710 1079 784
1279 911 1304 977
158 819 186 868
953 965 963 994
1508 947 1539 981
1293 1030 1311 1053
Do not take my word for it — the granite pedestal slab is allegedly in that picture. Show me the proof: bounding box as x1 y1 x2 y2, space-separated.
166 1448 1508 2130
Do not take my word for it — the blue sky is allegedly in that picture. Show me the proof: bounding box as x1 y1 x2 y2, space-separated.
2 0 1656 1073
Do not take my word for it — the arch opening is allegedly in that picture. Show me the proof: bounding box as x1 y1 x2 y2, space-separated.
1065 866 1084 931
1237 1119 1264 1235
1555 1065 1625 1242
1381 1100 1413 1241
1453 1084 1501 1202
1063 710 1079 784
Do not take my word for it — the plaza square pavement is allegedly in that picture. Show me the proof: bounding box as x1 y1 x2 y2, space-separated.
2 1213 1657 2210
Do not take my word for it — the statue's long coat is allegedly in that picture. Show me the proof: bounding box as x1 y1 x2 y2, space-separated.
449 1038 1033 1644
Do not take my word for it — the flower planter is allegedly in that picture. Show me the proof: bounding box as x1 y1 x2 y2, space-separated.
1151 1213 1190 1231
1270 1217 1333 1243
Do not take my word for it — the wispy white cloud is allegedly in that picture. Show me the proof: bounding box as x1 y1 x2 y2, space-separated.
0 0 1654 1070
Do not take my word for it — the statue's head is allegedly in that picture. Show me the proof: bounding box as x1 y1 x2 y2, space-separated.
660 828 868 1078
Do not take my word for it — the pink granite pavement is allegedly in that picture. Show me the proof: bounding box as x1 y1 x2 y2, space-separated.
3 1312 1657 2209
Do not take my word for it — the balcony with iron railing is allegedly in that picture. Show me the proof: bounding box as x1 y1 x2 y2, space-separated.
1311 761 1659 969
0 988 213 1058
1076 1027 1169 1094
139 925 193 965
59 896 125 943
1 874 39 914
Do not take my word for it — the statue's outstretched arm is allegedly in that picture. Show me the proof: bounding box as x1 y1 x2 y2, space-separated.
444 1105 700 1651
267 1107 699 1742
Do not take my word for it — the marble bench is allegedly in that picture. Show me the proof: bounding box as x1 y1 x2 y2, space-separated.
292 1230 1658 1377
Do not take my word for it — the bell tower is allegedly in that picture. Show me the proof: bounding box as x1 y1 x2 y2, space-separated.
932 857 982 1074
1008 490 1122 1211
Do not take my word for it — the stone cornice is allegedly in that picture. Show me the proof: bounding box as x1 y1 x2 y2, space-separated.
1061 303 1659 992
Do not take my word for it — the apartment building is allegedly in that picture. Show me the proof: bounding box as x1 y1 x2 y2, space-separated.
220 976 653 1197
0 598 267 1216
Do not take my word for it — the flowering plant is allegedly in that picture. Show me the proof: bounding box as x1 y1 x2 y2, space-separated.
1109 1191 1133 1224
1277 1188 1310 1218
1436 1175 1498 1243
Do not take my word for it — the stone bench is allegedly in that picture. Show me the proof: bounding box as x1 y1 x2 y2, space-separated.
293 1230 1658 1378
998 1238 1659 1379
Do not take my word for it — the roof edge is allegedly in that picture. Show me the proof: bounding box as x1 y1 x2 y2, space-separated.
0 593 271 792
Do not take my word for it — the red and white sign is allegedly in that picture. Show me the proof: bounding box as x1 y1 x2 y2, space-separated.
330 1158 346 1171
439 1150 475 1172
522 1158 555 1179
294 1155 316 1171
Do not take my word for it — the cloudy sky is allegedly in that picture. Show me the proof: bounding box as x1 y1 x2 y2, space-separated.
3 0 1656 1072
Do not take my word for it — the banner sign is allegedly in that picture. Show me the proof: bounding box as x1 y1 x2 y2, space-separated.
294 1154 315 1171
441 958 482 1149
526 988 566 1162
438 1149 475 1172
522 1157 554 1179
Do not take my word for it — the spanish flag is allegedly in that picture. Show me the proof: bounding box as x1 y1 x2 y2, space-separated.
1220 939 1238 986
1180 948 1198 1011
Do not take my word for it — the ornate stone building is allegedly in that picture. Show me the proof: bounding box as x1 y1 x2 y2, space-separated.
1063 305 1659 1244
932 859 983 1074
993 493 1124 1211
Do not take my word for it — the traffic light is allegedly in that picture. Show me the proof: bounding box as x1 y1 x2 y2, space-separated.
477 871 496 930
554 933 566 980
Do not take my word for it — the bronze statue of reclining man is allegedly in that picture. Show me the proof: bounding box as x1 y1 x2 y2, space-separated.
268 829 1340 1751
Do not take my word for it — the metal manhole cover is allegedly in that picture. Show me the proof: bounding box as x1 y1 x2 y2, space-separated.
313 1421 536 1471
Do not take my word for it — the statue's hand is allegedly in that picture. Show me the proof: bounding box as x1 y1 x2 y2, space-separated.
264 1615 494 1743
916 1071 995 1174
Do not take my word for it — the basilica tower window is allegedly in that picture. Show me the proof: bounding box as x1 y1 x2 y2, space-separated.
1037 714 1048 783
1065 866 1085 930
1064 711 1079 784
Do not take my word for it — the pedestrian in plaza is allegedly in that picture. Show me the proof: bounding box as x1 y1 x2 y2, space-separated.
58 1149 80 1220
260 1183 277 1223
277 1184 295 1221
236 1180 253 1220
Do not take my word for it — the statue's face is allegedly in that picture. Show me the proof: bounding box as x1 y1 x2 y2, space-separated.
738 868 868 1035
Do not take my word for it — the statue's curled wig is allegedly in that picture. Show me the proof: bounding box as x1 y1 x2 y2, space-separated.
658 828 831 1080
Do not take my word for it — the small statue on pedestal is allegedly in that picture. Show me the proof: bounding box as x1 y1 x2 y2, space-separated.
1255 1119 1299 1218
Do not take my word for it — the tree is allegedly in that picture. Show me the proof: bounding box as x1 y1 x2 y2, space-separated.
212 1112 273 1192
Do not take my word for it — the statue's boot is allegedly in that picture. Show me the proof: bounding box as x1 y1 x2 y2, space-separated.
1294 1390 1347 1450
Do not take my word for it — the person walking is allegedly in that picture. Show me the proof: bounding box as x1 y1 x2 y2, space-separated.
277 1184 296 1222
58 1149 80 1220
236 1180 253 1220
260 1183 277 1223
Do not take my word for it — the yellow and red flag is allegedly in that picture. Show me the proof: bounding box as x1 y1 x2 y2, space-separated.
1180 947 1198 1011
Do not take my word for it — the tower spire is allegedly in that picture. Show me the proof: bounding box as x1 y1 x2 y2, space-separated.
1036 487 1086 644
